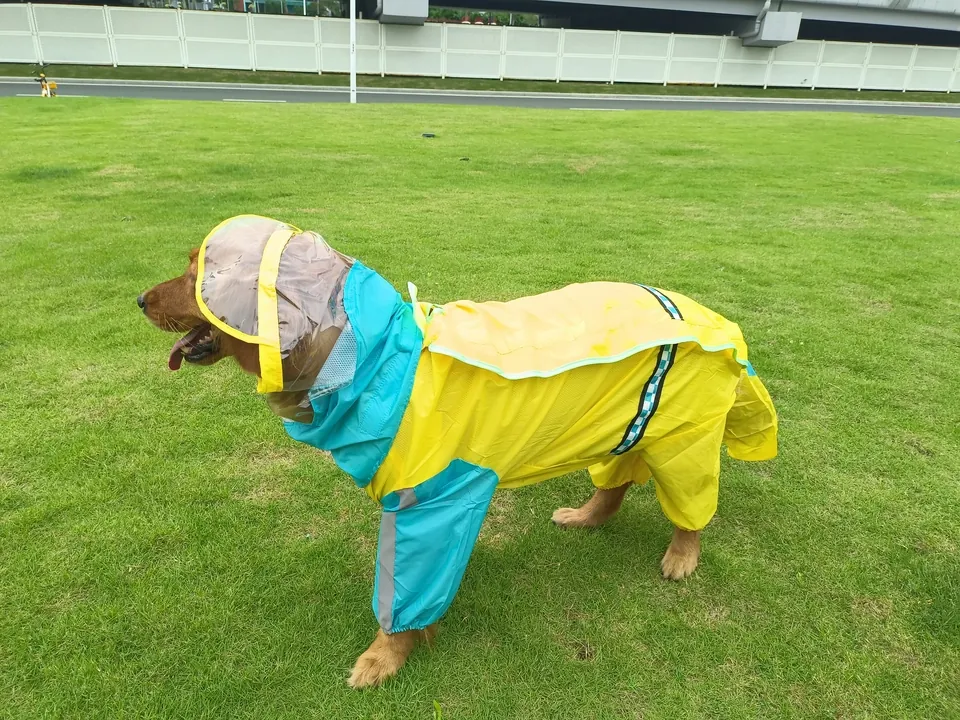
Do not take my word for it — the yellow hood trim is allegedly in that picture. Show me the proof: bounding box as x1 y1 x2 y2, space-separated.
193 215 301 393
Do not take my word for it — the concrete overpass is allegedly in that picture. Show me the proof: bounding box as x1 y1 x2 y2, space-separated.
372 0 960 46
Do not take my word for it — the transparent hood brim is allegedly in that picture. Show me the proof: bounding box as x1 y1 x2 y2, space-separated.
194 215 301 394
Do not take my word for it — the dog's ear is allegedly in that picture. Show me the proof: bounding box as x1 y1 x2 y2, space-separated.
187 247 200 280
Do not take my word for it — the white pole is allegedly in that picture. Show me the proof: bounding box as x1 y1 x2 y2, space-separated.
349 0 357 104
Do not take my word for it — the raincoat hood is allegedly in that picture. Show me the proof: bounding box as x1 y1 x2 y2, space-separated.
194 215 424 486
195 214 354 394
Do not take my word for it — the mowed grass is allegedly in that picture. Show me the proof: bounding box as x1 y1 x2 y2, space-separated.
0 97 958 719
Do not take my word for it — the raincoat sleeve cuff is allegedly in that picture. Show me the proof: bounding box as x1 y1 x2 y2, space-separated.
371 460 498 633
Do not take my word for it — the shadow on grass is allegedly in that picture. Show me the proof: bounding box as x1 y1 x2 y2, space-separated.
12 166 84 182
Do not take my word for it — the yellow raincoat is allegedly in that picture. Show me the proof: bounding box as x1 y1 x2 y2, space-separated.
374 281 778 530
189 216 777 636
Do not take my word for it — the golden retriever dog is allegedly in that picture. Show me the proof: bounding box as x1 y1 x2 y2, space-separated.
141 220 777 688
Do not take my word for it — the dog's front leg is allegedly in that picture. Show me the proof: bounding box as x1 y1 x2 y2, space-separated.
348 624 438 688
351 466 497 688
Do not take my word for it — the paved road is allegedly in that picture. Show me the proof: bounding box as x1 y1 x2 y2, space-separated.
4 77 960 117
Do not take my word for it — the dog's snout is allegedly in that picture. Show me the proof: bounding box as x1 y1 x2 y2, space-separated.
137 294 146 311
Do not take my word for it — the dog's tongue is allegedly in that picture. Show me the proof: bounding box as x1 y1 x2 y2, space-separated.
168 326 207 371
168 347 184 371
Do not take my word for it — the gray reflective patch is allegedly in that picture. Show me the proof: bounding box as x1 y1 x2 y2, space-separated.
396 487 418 510
376 511 397 632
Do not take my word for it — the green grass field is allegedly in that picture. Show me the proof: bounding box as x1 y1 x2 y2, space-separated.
1 97 958 719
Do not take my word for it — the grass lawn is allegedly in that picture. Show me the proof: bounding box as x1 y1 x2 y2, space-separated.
1 97 959 719
3 62 960 104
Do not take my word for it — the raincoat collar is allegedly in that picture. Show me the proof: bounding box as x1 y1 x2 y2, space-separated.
282 262 422 487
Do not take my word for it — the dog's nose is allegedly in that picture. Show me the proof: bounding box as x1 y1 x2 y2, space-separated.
137 294 146 311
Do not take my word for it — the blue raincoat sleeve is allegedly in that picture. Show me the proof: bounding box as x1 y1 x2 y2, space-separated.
372 460 499 634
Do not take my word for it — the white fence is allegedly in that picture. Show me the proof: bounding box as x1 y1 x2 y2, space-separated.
3 3 960 91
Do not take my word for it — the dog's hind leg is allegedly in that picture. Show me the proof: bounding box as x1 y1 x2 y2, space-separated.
660 527 701 580
642 416 725 581
552 483 630 528
553 453 652 529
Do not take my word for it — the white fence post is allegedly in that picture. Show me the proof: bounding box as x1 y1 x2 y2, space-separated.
103 6 118 67
902 45 918 92
27 2 42 65
440 22 447 79
763 44 775 89
176 8 188 68
811 39 825 90
315 16 321 75
610 29 620 85
663 33 675 86
857 42 872 91
379 21 385 77
498 24 506 81
247 11 256 71
349 2 356 99
714 35 726 88
556 26 564 82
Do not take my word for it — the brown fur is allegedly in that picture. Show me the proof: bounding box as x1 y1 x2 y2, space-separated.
141 249 262 373
347 625 438 688
141 249 329 422
142 249 704 688
553 487 701 578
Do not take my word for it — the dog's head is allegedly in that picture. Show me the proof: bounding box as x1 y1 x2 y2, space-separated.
140 216 354 422
139 247 261 376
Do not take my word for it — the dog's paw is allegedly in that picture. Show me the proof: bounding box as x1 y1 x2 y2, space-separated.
551 506 593 528
347 648 401 689
660 545 699 580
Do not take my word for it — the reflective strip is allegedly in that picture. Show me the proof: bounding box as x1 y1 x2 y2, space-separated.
372 461 498 633
609 285 685 454
376 510 397 632
255 227 297 393
396 487 418 510
612 343 677 455
374 487 417 631
638 285 684 321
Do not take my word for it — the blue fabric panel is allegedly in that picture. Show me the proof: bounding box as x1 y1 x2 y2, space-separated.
373 459 499 633
283 262 422 487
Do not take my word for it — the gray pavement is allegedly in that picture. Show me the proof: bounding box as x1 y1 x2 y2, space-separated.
3 77 960 117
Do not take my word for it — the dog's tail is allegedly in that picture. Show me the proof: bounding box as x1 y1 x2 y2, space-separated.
723 363 778 462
